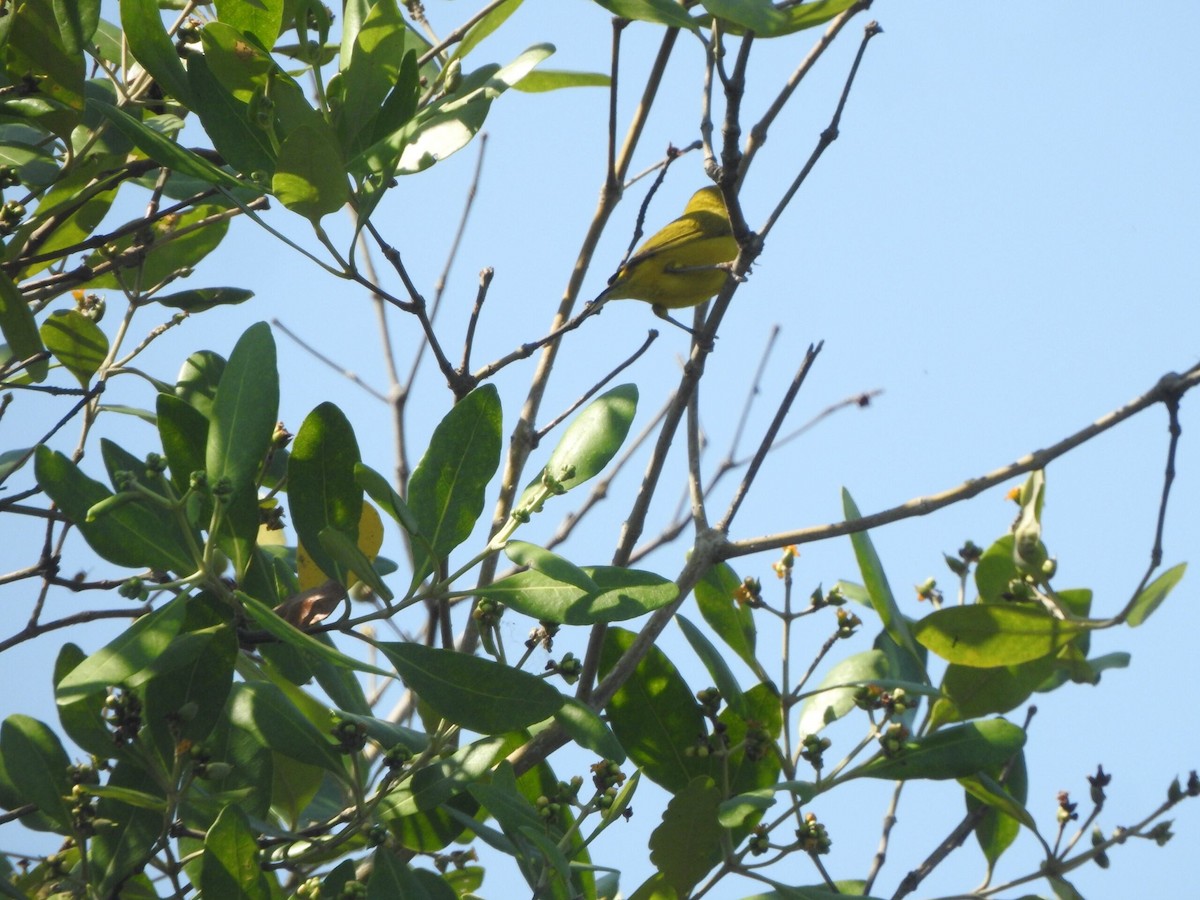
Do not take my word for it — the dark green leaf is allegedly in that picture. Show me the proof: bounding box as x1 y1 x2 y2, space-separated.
53 0 100 53
0 270 47 383
853 719 1026 782
156 392 209 495
676 614 749 721
408 385 502 585
913 605 1090 667
54 642 120 760
474 564 676 625
151 287 254 312
227 681 345 773
379 642 563 734
207 322 279 576
0 716 72 830
89 761 164 897
711 0 859 36
601 627 711 793
34 446 195 573
39 309 107 386
8 0 84 116
199 804 270 900
649 777 723 894
288 402 362 583
936 655 1056 723
119 0 192 105
964 753 1032 872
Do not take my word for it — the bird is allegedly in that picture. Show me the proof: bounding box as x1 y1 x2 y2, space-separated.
597 185 739 332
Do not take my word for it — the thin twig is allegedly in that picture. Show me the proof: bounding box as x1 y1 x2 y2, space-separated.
716 342 822 532
758 20 882 243
534 330 658 444
727 365 1200 559
271 319 389 402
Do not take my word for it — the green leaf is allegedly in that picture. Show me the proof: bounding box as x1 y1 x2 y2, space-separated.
474 564 677 625
156 392 209 495
676 614 749 721
600 627 711 793
273 122 350 221
199 805 270 900
91 100 246 190
712 0 860 37
207 322 279 576
319 526 393 601
913 604 1090 667
797 649 889 737
214 0 284 49
52 0 101 54
699 0 787 35
34 446 195 573
591 0 699 32
335 0 406 152
176 349 226 416
407 385 502 585
141 623 238 763
513 69 610 92
288 402 363 583
228 681 345 773
377 735 506 818
853 719 1026 782
1126 561 1185 626
963 754 1032 872
238 591 395 679
355 461 422 535
150 287 254 313
119 0 192 105
843 490 923 667
39 309 108 385
936 655 1056 723
518 383 637 510
554 698 625 763
447 0 522 66
694 562 758 672
186 51 277 178
0 270 47 382
0 716 72 830
56 596 188 700
8 0 84 116
505 540 599 592
54 643 119 760
89 761 163 897
649 777 723 895
378 642 564 735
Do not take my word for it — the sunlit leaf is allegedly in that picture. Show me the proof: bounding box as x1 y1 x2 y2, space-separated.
1126 562 1185 627
913 605 1090 667
0 271 47 383
474 564 676 625
853 719 1026 782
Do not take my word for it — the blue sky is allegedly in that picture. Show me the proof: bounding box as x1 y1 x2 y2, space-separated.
2 1 1198 897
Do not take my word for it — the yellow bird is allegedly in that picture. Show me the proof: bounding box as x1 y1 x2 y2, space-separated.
599 186 739 328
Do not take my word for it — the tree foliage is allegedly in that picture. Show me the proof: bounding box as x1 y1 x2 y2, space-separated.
0 1 1195 898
